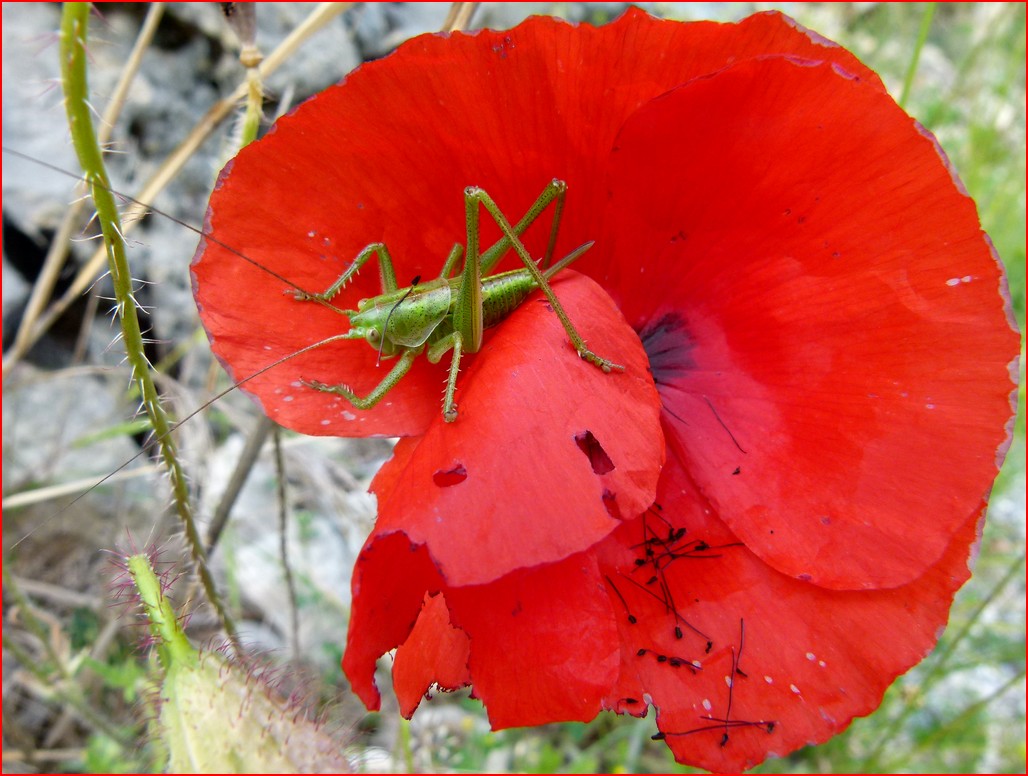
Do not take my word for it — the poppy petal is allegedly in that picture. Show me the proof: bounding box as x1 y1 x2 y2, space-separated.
443 551 620 727
353 546 621 728
191 10 883 440
191 159 443 437
392 592 471 718
601 55 1018 589
342 532 445 711
367 273 663 587
596 450 984 772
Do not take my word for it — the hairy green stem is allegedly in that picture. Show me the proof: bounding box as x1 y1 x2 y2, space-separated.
127 554 197 669
59 2 239 654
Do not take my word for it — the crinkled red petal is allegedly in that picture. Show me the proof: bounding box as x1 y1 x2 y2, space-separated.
191 9 880 438
368 273 663 586
350 542 621 728
443 551 620 727
342 532 445 711
594 451 984 772
349 447 983 771
601 55 1018 590
392 592 471 717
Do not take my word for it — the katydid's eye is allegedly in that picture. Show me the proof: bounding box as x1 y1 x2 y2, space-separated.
366 329 380 343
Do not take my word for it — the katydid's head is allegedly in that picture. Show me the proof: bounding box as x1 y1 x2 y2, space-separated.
344 306 403 360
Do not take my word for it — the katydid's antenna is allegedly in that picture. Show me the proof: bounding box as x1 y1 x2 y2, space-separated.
377 275 420 366
0 146 347 316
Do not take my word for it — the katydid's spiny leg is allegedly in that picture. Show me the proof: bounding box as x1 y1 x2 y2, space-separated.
292 242 399 302
426 331 464 422
453 191 485 352
542 182 566 270
439 243 464 279
467 187 624 374
298 180 563 302
478 178 567 276
302 346 418 409
453 178 572 354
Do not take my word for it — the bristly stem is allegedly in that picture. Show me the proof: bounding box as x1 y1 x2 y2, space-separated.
59 2 240 654
4 4 352 374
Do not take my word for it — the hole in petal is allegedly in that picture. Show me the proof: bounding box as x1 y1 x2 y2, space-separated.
433 463 467 487
574 430 615 475
602 489 621 519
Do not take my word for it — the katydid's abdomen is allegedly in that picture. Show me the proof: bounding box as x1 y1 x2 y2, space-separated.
473 269 543 342
351 268 541 354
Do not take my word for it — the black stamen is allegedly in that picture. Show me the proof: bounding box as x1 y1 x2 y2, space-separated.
703 396 747 454
604 575 637 625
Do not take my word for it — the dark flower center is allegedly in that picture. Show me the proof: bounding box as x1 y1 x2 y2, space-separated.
637 313 696 390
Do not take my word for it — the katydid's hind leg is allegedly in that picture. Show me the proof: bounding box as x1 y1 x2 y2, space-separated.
478 178 567 277
541 179 566 269
466 187 624 374
427 332 464 422
439 243 464 279
292 242 399 302
303 347 417 410
452 178 570 354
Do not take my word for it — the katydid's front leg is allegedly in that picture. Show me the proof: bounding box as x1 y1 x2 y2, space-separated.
426 331 464 422
292 242 399 302
303 346 419 409
463 186 624 374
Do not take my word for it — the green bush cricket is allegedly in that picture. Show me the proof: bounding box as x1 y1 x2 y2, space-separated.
292 178 624 422
3 148 620 430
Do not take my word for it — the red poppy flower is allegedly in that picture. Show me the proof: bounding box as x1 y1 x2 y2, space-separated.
190 8 1019 771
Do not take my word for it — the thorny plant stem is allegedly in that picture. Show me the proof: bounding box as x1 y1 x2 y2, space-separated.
898 2 935 109
3 3 165 380
59 3 241 655
127 554 197 669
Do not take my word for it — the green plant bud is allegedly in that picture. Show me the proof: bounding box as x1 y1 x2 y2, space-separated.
127 554 350 773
